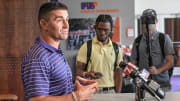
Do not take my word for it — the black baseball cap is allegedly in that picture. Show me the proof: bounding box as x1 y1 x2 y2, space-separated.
142 9 157 18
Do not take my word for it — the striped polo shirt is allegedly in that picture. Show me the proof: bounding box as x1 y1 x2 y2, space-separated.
21 37 73 100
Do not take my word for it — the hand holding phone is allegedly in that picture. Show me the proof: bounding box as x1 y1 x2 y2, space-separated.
93 72 103 79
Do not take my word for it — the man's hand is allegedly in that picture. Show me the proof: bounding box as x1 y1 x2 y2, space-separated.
85 71 103 79
148 66 160 74
76 76 98 88
74 76 98 101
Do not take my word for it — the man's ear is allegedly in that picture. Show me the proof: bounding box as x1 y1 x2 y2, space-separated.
40 19 48 31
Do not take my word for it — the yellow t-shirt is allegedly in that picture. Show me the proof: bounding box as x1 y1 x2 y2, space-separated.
77 36 123 87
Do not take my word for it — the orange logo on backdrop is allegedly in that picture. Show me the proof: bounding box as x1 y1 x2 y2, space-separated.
81 1 120 13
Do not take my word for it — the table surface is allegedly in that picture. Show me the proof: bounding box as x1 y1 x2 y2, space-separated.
90 92 180 101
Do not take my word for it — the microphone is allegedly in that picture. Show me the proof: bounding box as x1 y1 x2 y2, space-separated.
119 61 165 100
119 62 149 82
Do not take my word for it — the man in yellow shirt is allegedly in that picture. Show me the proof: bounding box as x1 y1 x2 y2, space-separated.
76 14 123 93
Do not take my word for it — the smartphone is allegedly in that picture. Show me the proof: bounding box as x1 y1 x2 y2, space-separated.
94 72 103 77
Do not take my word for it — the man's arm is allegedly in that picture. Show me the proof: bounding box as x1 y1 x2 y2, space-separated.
30 77 98 101
76 61 101 79
148 55 173 74
114 47 124 93
159 55 173 73
29 94 75 101
76 61 86 77
114 68 123 93
30 89 95 101
76 61 95 78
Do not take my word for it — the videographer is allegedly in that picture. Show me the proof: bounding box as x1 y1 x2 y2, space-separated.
131 9 174 92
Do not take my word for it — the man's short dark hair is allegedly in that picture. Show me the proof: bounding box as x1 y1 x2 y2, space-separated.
95 14 113 31
38 2 68 25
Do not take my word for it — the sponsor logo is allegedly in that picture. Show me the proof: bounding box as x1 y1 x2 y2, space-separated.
81 1 98 10
81 1 119 13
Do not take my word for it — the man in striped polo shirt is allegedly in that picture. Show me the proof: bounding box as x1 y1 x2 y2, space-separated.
21 2 98 101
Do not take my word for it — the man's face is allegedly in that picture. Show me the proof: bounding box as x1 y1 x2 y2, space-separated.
141 18 157 35
43 9 69 40
95 22 111 42
141 24 156 35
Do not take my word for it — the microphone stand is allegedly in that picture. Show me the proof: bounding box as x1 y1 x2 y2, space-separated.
135 22 152 101
135 77 162 101
146 22 152 67
135 78 146 101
